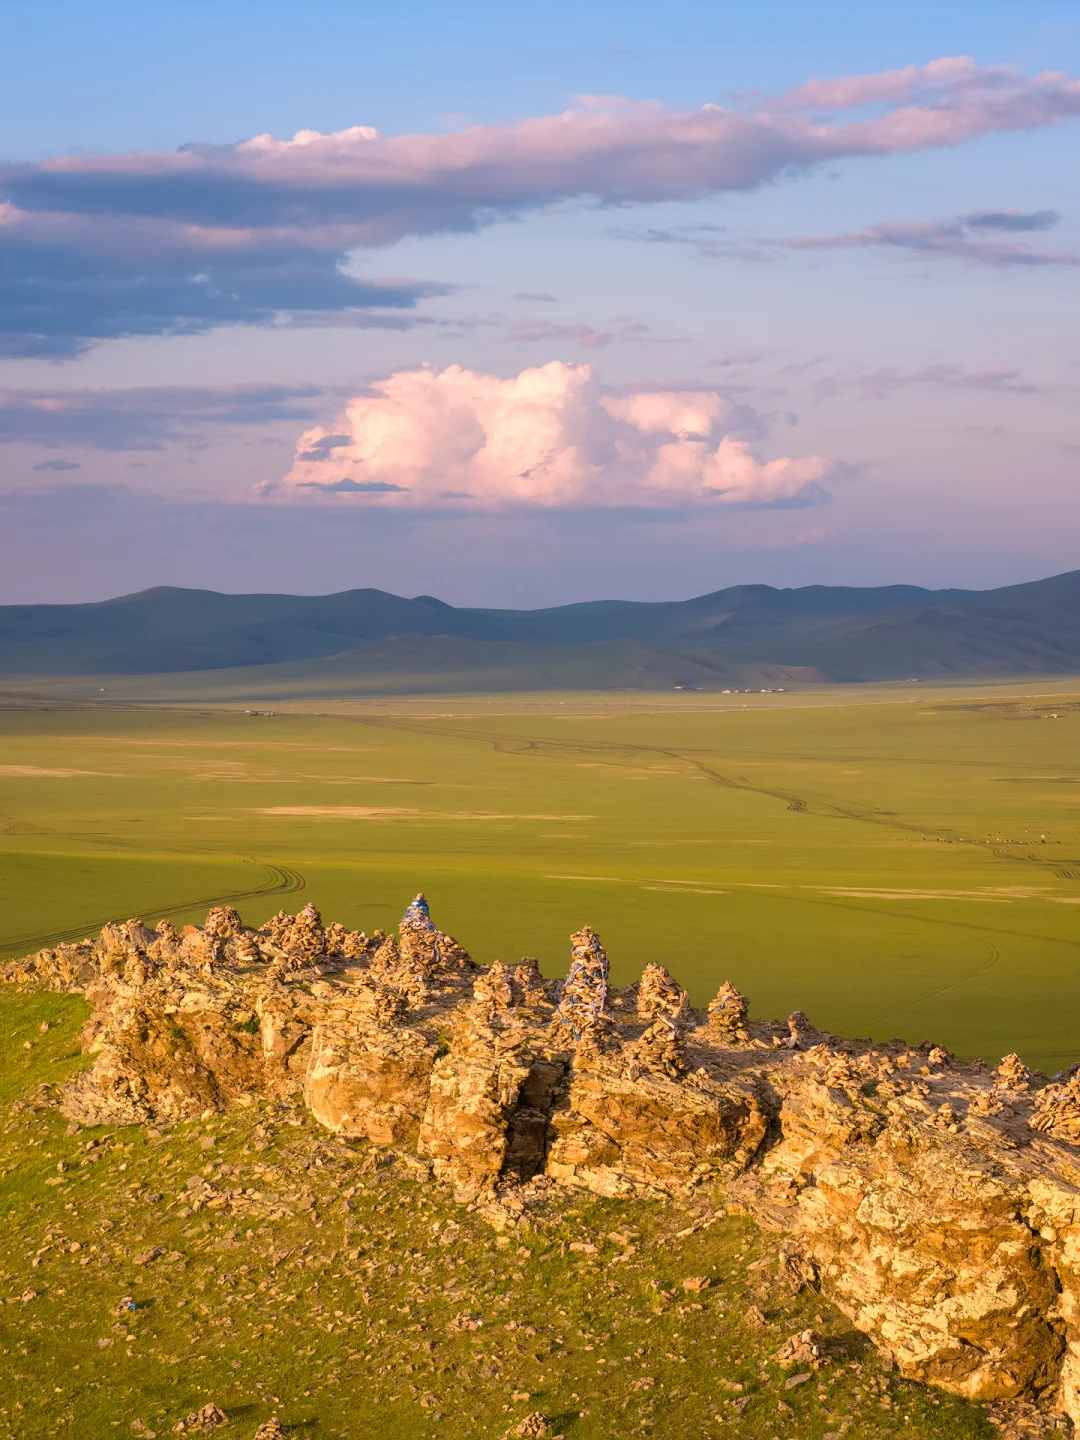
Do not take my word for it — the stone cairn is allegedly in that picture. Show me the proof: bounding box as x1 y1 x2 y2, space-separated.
636 962 688 1022
706 979 749 1041
1031 1071 1080 1142
550 925 610 1048
625 1018 686 1080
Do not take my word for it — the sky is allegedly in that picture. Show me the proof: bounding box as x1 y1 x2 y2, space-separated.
0 0 1078 606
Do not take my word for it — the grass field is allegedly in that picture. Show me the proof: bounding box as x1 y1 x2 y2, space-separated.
3 683 1080 1070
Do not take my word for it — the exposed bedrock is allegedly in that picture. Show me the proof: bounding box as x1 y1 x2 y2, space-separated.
7 895 1080 1425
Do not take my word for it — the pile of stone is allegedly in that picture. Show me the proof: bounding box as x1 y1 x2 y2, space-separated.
636 963 687 1022
1030 1071 1080 1142
706 980 748 1040
625 1018 685 1080
997 1052 1037 1090
773 1328 836 1370
550 925 609 1046
171 1404 227 1435
505 1414 558 1439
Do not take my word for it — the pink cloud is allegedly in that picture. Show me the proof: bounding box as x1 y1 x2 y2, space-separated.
811 363 1039 402
6 59 1080 258
505 319 614 349
273 361 833 510
8 56 1080 355
783 211 1077 267
769 56 1016 113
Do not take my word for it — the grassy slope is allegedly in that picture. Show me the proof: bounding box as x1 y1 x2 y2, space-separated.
2 688 1080 1069
0 638 819 702
3 572 1080 682
0 989 992 1440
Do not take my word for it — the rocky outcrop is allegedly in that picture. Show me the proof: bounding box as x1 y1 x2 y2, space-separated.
737 1046 1071 1408
546 1043 769 1198
8 894 1080 1426
419 1019 537 1200
303 990 438 1145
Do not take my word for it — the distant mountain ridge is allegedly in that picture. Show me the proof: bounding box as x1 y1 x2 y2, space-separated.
1 570 1080 687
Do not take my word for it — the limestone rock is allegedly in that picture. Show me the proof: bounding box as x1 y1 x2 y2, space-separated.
636 962 687 1022
1030 1073 1080 1142
13 895 1080 1428
550 926 609 1047
303 997 436 1144
62 988 265 1127
547 1048 769 1198
419 1022 536 1201
706 981 748 1041
256 989 313 1088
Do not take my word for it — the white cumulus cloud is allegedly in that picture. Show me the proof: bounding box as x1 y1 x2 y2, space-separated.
274 361 833 510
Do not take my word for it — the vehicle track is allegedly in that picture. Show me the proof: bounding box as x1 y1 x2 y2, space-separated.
0 807 146 851
0 861 305 960
731 884 1080 956
347 715 907 826
345 713 1080 888
861 937 1002 1031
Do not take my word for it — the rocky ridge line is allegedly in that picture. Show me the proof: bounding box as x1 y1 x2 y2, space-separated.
7 894 1080 1427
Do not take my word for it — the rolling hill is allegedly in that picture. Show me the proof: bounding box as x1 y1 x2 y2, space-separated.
0 569 1079 690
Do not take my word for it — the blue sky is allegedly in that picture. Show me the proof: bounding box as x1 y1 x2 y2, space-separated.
0 0 1077 604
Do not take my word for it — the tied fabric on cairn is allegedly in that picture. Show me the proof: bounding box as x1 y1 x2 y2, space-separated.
552 926 609 1043
402 893 436 932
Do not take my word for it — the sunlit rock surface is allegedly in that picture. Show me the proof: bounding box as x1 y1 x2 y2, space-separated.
7 893 1080 1425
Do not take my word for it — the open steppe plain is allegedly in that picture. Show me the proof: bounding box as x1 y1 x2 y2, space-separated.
3 679 1080 1069
4 680 1080 1438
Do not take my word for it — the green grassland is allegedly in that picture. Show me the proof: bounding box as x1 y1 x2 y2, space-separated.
2 684 1080 1069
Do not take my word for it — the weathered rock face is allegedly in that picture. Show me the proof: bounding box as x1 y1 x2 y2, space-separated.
547 1045 770 1199
8 896 1080 1427
419 1020 537 1201
304 996 438 1145
741 1048 1070 1405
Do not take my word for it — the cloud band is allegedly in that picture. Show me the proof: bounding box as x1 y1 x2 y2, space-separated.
1 57 1078 355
